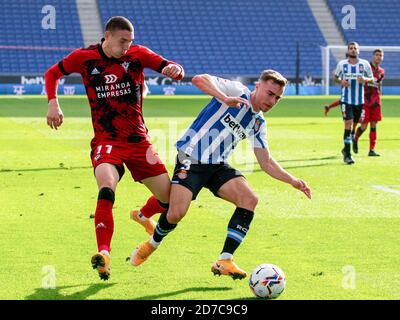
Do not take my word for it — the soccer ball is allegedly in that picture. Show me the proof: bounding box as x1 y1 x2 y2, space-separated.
249 264 286 299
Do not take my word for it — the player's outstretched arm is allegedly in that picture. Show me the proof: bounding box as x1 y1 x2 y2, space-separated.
254 147 312 199
191 74 248 108
45 63 64 130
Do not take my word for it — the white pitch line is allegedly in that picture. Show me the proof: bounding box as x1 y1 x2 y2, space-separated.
372 185 400 196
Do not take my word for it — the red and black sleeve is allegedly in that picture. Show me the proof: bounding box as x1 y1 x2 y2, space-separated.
139 46 184 80
44 49 83 101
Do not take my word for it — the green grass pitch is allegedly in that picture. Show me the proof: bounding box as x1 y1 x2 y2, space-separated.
0 95 399 300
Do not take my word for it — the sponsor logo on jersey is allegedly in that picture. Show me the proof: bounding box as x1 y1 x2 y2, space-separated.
104 74 118 84
221 113 247 139
95 82 132 99
344 73 362 80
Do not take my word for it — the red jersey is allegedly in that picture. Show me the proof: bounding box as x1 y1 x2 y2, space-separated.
57 40 178 147
364 62 385 106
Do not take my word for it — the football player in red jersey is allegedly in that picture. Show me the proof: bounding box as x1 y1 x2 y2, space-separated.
45 16 184 280
353 49 385 156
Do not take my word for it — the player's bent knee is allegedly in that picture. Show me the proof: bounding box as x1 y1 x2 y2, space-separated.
98 181 117 191
154 191 170 204
248 193 259 210
167 207 187 224
237 193 258 211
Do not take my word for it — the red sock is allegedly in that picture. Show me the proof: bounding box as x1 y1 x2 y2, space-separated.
140 195 168 218
95 199 114 253
329 100 341 109
369 130 377 151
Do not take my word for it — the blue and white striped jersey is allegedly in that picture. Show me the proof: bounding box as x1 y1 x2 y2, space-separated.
335 58 373 106
176 77 268 164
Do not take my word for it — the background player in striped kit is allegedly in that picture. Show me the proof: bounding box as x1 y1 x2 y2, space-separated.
334 42 374 164
129 70 312 279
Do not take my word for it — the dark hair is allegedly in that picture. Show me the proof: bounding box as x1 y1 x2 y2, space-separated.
347 41 359 49
105 16 134 32
259 69 288 87
373 48 384 55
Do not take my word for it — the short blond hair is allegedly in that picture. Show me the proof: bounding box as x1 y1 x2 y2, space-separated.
259 69 288 87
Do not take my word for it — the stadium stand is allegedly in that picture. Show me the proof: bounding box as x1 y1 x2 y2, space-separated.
0 0 326 77
0 0 398 79
328 0 400 46
98 0 327 77
0 0 83 74
328 0 400 78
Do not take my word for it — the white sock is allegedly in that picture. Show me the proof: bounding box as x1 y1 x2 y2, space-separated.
150 236 161 248
100 250 110 257
137 210 149 221
219 252 233 260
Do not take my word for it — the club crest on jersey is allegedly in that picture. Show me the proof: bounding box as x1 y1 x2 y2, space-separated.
359 64 364 73
177 169 187 180
121 62 130 73
104 74 118 84
254 118 261 133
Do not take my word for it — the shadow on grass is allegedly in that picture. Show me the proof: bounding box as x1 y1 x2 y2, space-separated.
135 286 233 300
374 138 400 141
231 296 267 300
277 156 339 162
267 122 320 126
25 283 116 300
281 163 335 170
0 166 92 173
243 162 335 174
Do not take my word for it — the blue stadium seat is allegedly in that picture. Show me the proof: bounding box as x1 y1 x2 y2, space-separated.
0 0 83 75
328 0 400 78
98 0 327 78
2 0 396 78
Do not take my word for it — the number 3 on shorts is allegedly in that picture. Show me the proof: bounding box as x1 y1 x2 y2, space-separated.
341 103 346 117
96 145 113 155
360 109 365 122
182 159 191 170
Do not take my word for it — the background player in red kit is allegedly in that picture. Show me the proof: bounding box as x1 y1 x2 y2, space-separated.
353 49 385 156
323 54 348 117
45 16 184 280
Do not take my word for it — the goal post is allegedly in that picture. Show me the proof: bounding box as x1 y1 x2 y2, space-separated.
321 45 400 95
